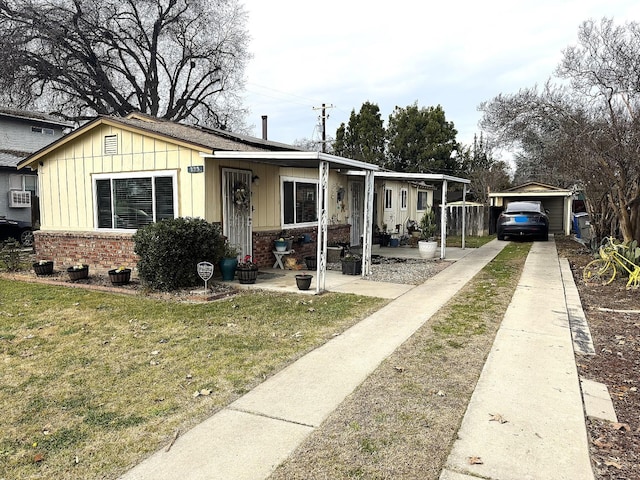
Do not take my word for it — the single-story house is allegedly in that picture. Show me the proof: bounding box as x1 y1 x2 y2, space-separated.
489 182 574 235
19 112 469 291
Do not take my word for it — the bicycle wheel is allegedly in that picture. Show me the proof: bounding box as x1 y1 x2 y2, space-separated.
583 259 616 285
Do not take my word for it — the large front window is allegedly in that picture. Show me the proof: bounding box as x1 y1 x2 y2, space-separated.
94 171 176 229
282 178 318 226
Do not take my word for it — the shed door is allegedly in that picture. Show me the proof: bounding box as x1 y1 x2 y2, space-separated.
540 198 564 234
222 168 252 258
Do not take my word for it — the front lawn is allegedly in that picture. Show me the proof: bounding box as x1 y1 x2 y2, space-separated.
0 280 386 479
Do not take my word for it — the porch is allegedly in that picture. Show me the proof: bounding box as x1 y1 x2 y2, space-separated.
230 245 475 298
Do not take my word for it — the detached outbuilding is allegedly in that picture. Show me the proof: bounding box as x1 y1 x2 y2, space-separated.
489 182 573 235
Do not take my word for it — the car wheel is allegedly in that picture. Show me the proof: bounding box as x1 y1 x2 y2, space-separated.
20 229 34 247
497 233 505 241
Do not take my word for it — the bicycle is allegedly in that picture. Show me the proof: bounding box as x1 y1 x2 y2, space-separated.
583 236 640 288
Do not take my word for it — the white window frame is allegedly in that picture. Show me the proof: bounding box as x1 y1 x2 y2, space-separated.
280 176 319 228
417 190 429 211
93 170 178 231
384 188 393 211
9 173 38 195
400 188 408 211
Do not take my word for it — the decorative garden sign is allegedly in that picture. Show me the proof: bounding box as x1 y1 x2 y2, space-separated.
197 261 214 290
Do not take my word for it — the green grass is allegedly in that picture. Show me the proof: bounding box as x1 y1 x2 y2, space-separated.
432 242 531 336
445 235 495 248
0 280 386 480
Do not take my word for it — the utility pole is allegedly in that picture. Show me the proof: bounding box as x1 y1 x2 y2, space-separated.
312 103 334 153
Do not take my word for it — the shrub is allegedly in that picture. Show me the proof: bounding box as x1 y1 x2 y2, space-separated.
0 238 24 271
133 217 226 291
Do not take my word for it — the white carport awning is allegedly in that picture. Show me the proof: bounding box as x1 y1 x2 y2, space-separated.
346 170 471 256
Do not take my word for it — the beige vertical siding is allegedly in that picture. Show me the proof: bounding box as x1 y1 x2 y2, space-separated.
37 125 206 231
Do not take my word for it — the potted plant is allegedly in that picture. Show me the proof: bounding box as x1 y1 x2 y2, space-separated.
33 259 54 276
379 223 391 247
304 255 317 270
236 255 259 284
418 208 438 258
67 263 89 281
274 237 288 252
327 243 343 263
295 272 313 290
108 265 131 285
341 253 362 275
219 243 239 281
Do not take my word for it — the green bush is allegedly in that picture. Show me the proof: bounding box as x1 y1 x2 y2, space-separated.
0 238 24 271
133 217 226 291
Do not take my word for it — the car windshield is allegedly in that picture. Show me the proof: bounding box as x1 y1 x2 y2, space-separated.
504 202 542 213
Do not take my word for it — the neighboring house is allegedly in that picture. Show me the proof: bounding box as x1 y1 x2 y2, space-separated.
18 113 470 280
0 108 72 230
489 182 574 235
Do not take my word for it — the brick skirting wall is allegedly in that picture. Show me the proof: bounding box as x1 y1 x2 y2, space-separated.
253 224 351 268
34 224 352 272
33 231 138 272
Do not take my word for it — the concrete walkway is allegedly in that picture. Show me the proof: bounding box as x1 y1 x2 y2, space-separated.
440 240 594 480
121 238 597 480
120 240 508 480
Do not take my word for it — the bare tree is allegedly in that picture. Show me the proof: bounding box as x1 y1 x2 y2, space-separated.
480 18 640 243
458 133 511 205
0 0 249 129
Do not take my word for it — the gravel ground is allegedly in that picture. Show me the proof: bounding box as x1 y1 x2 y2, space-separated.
327 257 450 285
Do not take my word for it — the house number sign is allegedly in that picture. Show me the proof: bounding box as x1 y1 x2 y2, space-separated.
197 261 214 290
187 165 204 173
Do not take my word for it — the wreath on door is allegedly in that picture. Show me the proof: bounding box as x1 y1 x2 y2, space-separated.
233 181 250 212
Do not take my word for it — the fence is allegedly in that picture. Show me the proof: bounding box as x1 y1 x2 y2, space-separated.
442 204 489 237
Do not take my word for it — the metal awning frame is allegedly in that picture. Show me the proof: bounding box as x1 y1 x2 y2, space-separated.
204 151 379 294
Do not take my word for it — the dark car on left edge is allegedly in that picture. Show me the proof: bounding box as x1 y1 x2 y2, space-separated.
0 217 34 246
496 201 549 241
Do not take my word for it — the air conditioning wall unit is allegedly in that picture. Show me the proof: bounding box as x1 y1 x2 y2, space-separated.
8 190 31 208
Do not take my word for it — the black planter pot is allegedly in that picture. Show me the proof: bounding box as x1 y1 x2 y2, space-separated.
236 267 258 284
341 259 362 275
295 274 313 290
108 268 131 285
67 265 89 281
379 233 391 247
33 261 54 276
304 256 317 270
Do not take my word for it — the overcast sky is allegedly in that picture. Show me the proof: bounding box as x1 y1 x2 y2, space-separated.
240 1 640 154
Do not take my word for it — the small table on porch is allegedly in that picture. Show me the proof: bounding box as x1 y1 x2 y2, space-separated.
272 250 295 269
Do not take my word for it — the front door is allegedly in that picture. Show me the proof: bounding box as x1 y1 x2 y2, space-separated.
349 181 364 246
222 168 252 258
